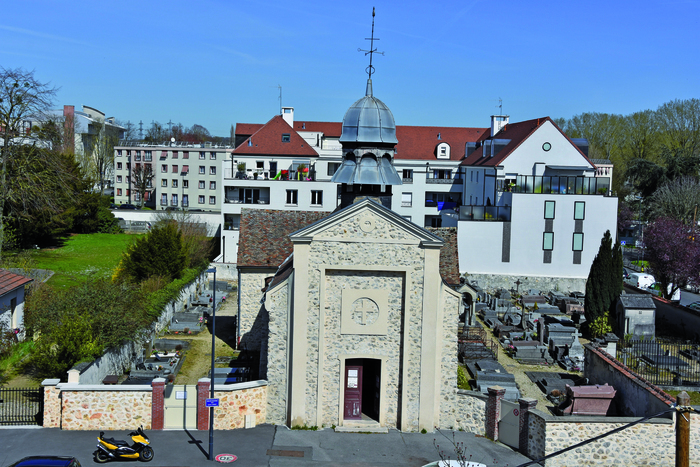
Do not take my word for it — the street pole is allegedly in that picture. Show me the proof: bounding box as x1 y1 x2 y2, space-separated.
206 267 216 461
676 391 690 467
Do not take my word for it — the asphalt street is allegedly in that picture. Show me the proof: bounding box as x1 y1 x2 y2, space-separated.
0 425 537 467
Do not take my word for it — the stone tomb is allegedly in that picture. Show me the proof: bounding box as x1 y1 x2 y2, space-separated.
512 340 553 364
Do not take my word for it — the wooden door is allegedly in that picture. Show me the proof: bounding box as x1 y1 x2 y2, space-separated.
344 365 362 420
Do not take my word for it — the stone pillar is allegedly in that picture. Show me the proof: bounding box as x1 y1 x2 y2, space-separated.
485 386 506 441
151 378 166 430
41 379 61 428
518 397 538 456
67 369 80 384
197 378 211 431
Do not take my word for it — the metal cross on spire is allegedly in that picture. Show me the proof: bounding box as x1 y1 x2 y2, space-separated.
358 7 384 80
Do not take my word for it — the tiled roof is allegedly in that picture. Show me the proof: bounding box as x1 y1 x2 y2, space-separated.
294 121 342 137
232 116 319 157
426 227 460 285
237 209 331 267
0 269 33 297
395 126 489 161
461 117 595 168
619 294 656 309
591 158 613 165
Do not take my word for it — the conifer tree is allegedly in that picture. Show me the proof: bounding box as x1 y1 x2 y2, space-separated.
120 222 187 282
585 230 621 325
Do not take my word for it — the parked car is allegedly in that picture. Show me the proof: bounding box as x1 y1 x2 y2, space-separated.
119 203 137 210
624 272 655 289
687 301 700 312
8 456 81 467
623 268 630 280
647 282 681 301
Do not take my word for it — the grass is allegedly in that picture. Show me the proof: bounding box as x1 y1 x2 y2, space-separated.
6 233 136 288
0 341 36 386
665 390 700 405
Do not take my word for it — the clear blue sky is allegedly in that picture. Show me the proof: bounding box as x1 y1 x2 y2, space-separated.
2 0 698 136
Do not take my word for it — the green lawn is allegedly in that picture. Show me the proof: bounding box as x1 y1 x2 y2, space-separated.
15 233 137 288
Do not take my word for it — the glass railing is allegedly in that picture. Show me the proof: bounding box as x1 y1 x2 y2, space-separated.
498 175 610 195
459 205 511 222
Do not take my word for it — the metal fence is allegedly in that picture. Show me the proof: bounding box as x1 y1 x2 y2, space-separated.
459 327 498 362
616 338 700 386
0 387 44 426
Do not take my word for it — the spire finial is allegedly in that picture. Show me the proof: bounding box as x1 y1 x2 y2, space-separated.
358 7 384 89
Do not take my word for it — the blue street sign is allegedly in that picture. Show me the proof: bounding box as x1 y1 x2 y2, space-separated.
205 398 220 407
620 240 626 246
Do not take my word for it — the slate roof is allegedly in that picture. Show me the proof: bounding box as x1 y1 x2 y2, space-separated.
460 117 595 168
237 209 331 267
591 158 613 165
294 121 342 137
395 126 489 161
425 227 460 286
0 269 33 297
232 115 319 157
619 294 656 310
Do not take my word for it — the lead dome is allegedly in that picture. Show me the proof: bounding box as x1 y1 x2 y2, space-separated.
339 79 398 144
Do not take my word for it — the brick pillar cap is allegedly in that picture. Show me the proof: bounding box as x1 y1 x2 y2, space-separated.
198 377 212 384
518 397 538 405
152 377 167 385
42 379 61 386
487 386 506 394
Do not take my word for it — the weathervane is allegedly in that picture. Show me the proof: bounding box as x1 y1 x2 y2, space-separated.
358 7 384 80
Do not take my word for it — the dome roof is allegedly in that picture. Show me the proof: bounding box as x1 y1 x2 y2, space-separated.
339 79 398 144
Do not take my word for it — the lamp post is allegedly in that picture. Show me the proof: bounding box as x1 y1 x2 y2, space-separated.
636 196 643 270
206 267 216 461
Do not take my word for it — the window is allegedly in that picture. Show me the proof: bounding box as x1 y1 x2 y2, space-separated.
182 165 189 174
210 152 216 159
198 195 205 204
403 216 412 222
327 162 341 176
210 166 216 175
134 152 141 162
117 162 123 170
311 190 323 206
126 162 131 170
146 180 153 188
126 150 131 156
199 181 205 189
210 181 216 190
282 133 291 143
117 150 122 156
199 166 205 174
182 195 189 207
256 161 264 170
199 152 205 160
544 201 556 219
573 233 584 251
574 201 585 220
183 151 189 159
183 180 189 188
172 151 178 159
209 196 216 205
144 151 152 162
402 192 412 207
433 169 451 179
133 192 140 201
402 169 413 180
161 164 167 173
286 189 298 205
161 179 168 187
117 188 122 196
161 194 167 206
171 194 178 206
543 232 554 251
172 179 178 188
172 165 178 173
117 175 122 183
126 176 130 184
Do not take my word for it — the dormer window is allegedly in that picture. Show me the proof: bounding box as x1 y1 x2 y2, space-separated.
282 134 291 143
437 142 450 159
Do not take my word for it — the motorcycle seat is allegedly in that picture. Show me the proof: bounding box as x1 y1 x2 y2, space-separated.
102 437 129 447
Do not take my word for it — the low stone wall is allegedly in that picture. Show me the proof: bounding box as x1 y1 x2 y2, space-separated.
212 381 268 429
526 409 700 466
445 390 487 434
48 382 153 430
466 273 586 296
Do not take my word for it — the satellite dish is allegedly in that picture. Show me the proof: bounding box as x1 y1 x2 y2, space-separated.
171 137 175 142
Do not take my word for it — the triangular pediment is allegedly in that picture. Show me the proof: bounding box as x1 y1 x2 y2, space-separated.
289 198 444 246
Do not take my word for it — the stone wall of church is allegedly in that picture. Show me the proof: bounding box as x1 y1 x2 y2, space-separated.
238 271 271 351
265 281 290 425
438 285 466 429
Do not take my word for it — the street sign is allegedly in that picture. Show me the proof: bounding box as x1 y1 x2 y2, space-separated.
205 398 220 407
620 240 626 246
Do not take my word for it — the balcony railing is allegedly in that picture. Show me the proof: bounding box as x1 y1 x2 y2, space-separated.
224 198 271 205
426 177 461 184
224 168 317 181
402 178 413 184
459 205 512 222
498 175 610 195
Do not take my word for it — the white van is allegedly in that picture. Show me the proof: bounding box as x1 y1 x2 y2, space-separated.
624 273 655 289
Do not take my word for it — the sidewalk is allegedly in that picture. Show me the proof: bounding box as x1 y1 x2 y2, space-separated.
0 425 538 467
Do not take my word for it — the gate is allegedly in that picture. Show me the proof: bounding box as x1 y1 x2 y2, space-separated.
163 384 197 429
0 387 44 426
498 399 519 449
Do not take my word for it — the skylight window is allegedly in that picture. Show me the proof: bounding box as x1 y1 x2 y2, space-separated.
282 134 291 143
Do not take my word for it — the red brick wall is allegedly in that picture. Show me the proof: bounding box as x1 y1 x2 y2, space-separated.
151 380 165 430
485 386 506 441
197 379 211 431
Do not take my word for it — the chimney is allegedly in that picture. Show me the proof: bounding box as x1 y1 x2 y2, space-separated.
282 107 294 127
490 115 509 137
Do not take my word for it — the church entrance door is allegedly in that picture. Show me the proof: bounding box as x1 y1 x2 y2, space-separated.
344 359 381 423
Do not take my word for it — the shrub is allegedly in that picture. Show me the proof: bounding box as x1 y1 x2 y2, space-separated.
457 365 470 390
119 222 187 282
590 311 614 338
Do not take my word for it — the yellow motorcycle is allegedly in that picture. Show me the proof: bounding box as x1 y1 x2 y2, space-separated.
94 426 154 463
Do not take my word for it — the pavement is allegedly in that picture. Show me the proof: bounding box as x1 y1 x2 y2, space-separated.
0 425 538 467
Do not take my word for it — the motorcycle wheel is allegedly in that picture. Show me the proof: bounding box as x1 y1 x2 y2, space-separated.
94 449 110 464
139 446 154 462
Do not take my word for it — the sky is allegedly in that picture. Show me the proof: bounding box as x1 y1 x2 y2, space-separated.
1 0 699 137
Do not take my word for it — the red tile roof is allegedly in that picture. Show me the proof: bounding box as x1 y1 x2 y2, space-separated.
395 126 489 161
232 115 319 157
294 121 342 137
461 117 596 168
0 269 33 297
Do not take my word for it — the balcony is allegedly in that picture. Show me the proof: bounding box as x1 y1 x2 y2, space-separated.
499 175 610 196
459 206 512 222
402 178 413 184
426 177 461 185
224 167 317 181
224 198 270 205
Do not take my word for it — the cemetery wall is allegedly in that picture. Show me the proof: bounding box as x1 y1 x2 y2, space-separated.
212 381 267 429
57 384 153 430
526 409 700 466
466 273 585 296
449 390 487 434
68 273 207 385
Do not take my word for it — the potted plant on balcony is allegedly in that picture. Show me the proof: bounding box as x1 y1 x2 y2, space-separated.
296 163 307 180
236 162 246 178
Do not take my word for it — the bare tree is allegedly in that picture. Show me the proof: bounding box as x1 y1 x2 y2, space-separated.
649 177 700 223
0 67 58 258
89 118 119 195
131 164 154 208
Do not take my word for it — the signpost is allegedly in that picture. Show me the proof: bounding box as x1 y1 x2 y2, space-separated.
206 398 219 407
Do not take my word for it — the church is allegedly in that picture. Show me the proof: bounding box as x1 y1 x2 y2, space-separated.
235 72 469 431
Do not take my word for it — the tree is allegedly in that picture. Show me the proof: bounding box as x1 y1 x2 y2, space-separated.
645 217 700 299
144 121 167 143
88 118 119 194
656 98 700 160
118 222 187 283
0 67 58 258
131 164 154 208
585 231 622 328
649 177 700 223
153 210 213 269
